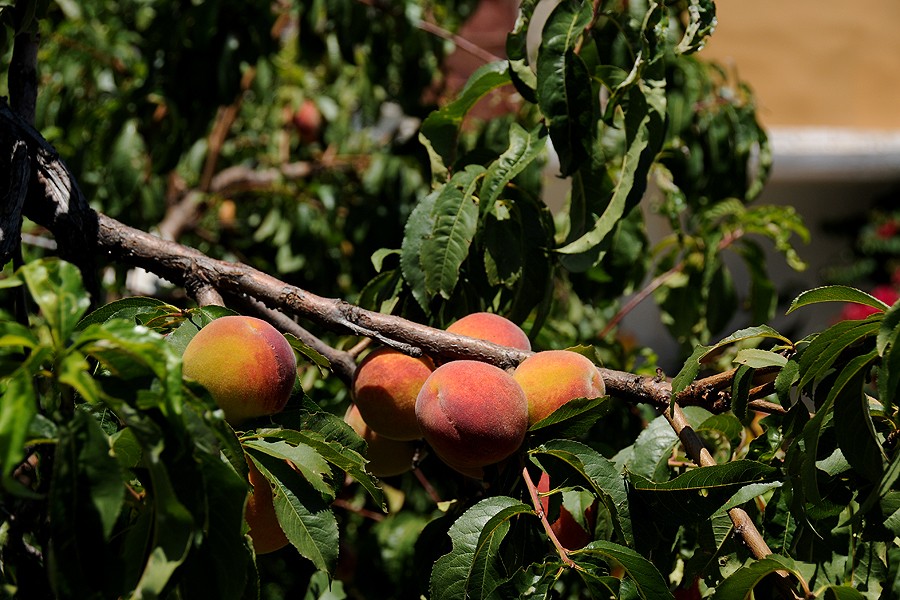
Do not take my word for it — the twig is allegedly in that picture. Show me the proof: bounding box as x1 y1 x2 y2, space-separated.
522 466 577 568
664 402 804 599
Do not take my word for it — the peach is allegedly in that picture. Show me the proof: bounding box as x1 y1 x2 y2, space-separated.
537 471 595 551
446 312 531 352
344 405 416 477
351 348 433 441
182 315 297 426
245 457 290 555
513 350 605 425
415 360 528 476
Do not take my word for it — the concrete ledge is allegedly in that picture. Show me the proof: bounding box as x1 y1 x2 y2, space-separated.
768 127 900 182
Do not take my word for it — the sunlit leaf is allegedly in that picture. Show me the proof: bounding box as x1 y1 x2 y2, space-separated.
787 285 891 314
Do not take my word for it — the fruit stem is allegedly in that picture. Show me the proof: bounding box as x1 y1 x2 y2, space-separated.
522 466 578 569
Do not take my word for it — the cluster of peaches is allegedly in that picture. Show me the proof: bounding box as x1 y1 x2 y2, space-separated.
347 312 607 479
179 312 607 554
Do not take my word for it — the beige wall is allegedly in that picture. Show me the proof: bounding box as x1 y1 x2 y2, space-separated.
700 1 900 129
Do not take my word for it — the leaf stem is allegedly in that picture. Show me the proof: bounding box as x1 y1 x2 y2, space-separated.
522 466 577 569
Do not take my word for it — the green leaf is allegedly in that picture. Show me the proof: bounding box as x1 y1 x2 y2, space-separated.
0 368 37 492
400 190 439 313
877 301 900 414
531 439 634 546
536 0 594 176
797 318 878 391
733 349 788 369
674 0 717 55
250 452 339 574
629 460 777 523
260 420 385 511
730 363 754 421
430 496 532 600
421 165 484 300
286 334 331 377
787 285 891 315
527 396 612 439
672 325 791 396
506 0 538 103
419 61 511 181
832 352 886 483
711 554 804 600
243 438 334 502
801 349 879 502
572 540 674 599
76 296 173 331
479 122 547 216
20 258 91 346
822 585 868 599
48 410 125 597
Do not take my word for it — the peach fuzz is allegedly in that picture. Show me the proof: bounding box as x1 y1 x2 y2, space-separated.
446 312 531 352
245 457 290 555
344 405 416 478
513 350 606 425
182 315 297 426
351 348 433 441
415 360 528 475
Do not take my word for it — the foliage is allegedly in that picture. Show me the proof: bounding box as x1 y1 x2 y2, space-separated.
1 0 898 599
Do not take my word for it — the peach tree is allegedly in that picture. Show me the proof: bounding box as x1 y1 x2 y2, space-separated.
1 0 898 598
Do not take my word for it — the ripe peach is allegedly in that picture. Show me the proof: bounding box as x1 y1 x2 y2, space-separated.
293 99 323 144
351 348 433 441
446 312 531 352
415 360 528 476
537 471 595 551
344 405 416 477
245 457 289 555
513 350 605 425
182 315 297 426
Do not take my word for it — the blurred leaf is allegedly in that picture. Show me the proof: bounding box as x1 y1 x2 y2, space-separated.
430 496 532 600
787 285 892 314
0 368 37 493
20 258 91 346
674 0 716 55
573 540 674 599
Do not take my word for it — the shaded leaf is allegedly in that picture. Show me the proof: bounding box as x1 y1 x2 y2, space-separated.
531 439 634 546
630 460 777 523
573 540 674 599
710 554 804 600
430 496 532 600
